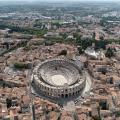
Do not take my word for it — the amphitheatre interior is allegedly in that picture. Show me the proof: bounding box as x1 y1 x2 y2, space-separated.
31 58 92 103
51 75 68 86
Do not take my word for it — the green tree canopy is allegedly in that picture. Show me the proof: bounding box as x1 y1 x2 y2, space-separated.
105 47 114 58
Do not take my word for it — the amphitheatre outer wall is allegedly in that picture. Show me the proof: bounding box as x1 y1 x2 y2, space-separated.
32 58 86 99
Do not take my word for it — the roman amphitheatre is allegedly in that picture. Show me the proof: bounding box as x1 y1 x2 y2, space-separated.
31 57 92 103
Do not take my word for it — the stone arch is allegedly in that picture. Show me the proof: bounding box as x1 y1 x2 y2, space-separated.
65 94 68 98
61 94 64 98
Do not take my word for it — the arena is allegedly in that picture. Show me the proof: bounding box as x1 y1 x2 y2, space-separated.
32 58 86 99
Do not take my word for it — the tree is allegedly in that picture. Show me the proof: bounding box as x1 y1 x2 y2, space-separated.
105 47 114 58
78 47 83 54
92 32 96 40
62 33 67 39
14 63 28 69
80 39 92 50
95 40 107 50
115 111 120 117
58 50 67 56
6 98 12 108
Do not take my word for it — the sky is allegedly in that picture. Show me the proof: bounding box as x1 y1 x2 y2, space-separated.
0 0 120 2
0 0 120 3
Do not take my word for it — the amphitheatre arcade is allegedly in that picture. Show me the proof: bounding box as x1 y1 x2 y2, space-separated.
32 57 87 99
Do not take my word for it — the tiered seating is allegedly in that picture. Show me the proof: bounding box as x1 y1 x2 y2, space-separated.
38 60 81 86
33 58 86 99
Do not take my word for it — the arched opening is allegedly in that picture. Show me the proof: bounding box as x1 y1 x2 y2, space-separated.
65 89 68 92
55 67 57 70
69 93 71 97
78 90 80 94
61 94 64 98
109 77 113 84
65 94 68 98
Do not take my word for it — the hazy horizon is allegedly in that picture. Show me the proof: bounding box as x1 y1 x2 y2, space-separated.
0 0 120 1
0 0 120 6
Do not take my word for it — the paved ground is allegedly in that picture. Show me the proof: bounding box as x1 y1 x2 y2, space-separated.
64 101 76 111
82 71 92 96
73 71 92 106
